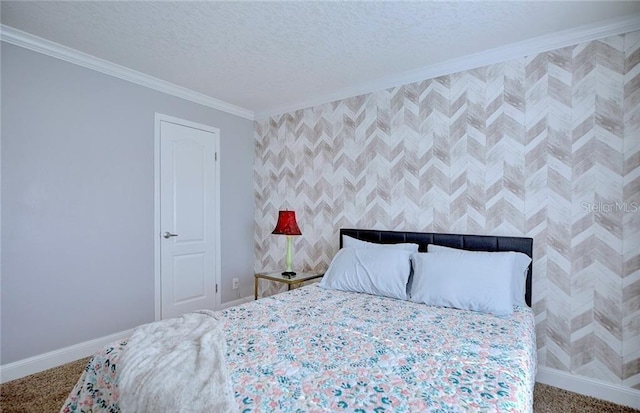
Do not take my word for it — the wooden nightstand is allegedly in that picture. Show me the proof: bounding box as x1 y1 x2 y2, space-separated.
254 271 323 300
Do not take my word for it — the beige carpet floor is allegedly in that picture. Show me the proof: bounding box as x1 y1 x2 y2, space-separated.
1 358 638 412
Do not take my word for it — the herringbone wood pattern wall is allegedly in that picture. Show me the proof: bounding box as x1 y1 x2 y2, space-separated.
254 31 640 390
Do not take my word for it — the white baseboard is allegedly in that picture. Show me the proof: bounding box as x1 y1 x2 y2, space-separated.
219 295 254 309
0 329 132 384
0 298 252 383
536 366 640 409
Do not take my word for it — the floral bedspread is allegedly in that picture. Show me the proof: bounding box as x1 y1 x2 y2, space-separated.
61 285 536 412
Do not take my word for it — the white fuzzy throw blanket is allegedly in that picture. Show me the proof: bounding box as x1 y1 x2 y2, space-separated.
118 310 236 413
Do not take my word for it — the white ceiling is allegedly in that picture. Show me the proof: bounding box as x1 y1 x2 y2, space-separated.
2 1 640 118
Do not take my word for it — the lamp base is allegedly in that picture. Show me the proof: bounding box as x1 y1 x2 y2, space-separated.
281 271 297 278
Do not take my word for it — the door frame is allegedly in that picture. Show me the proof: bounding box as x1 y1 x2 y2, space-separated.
154 113 221 320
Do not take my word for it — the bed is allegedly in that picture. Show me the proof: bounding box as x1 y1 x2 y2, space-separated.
61 229 536 412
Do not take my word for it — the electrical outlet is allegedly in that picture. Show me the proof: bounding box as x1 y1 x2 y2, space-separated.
232 278 239 290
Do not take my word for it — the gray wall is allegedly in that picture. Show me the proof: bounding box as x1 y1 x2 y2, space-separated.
1 44 255 364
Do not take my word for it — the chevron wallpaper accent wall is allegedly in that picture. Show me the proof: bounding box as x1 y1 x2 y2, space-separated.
254 31 640 390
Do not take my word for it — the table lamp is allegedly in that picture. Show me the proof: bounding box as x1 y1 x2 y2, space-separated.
272 210 302 278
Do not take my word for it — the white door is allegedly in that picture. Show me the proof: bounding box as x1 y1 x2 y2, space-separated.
157 116 220 319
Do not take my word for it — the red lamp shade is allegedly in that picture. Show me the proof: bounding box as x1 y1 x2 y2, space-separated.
272 210 301 236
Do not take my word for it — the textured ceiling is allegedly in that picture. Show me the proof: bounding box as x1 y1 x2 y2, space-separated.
2 1 640 117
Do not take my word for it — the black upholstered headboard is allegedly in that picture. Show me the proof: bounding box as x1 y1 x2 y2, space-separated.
340 228 534 307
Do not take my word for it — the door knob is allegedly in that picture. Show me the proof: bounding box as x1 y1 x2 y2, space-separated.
163 232 179 239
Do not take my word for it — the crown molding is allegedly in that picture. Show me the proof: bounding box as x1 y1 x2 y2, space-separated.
3 12 639 123
254 13 640 120
0 25 255 121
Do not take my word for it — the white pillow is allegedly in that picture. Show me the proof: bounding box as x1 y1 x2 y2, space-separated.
410 252 515 316
427 244 531 307
319 247 412 300
342 235 419 252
